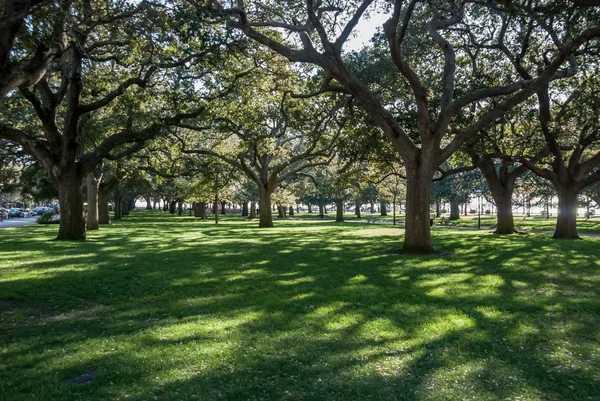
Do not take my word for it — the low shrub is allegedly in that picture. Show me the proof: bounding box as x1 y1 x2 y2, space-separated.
37 211 59 224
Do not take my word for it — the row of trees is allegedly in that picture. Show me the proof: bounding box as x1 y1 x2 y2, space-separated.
1 0 599 253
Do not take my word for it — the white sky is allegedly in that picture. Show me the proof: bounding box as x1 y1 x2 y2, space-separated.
347 12 389 51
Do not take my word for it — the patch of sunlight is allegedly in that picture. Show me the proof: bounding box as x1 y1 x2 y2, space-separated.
358 317 404 340
171 277 219 286
349 274 368 284
422 274 505 299
417 311 475 341
290 292 315 300
277 276 315 286
325 311 363 331
475 306 510 321
309 301 351 317
391 303 429 314
511 321 540 338
175 293 239 307
153 311 264 340
417 273 474 288
511 280 529 288
345 228 404 236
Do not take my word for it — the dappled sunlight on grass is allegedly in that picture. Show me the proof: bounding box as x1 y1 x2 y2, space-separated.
1 211 600 400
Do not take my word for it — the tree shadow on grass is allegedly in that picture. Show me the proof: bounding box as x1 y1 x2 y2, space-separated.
1 213 599 400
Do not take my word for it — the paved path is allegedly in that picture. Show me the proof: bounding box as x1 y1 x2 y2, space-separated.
0 216 38 230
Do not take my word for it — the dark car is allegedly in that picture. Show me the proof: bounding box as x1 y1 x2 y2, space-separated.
8 208 24 218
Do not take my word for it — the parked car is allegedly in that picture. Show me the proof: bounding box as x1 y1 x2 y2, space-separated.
34 206 53 215
8 208 24 218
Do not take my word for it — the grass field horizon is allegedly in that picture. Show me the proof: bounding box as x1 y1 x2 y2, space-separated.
1 211 599 400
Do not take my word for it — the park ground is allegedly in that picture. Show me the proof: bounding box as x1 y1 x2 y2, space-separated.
1 212 599 400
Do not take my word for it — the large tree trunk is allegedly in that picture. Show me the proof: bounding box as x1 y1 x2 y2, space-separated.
146 196 152 210
169 201 176 214
98 184 110 225
122 200 130 216
114 192 123 220
307 203 312 213
403 168 434 254
249 201 257 219
380 202 387 216
554 186 580 239
86 173 99 231
355 201 361 219
241 202 249 217
336 199 344 222
277 205 285 218
319 204 324 215
449 199 460 220
178 200 183 216
435 200 441 218
288 205 294 217
479 157 520 234
56 172 86 241
193 202 202 218
495 193 515 234
259 188 273 227
221 201 226 214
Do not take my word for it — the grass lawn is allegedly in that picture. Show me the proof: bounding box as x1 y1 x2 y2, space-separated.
295 211 600 235
430 214 600 234
1 211 600 400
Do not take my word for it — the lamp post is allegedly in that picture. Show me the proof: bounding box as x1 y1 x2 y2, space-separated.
475 189 482 229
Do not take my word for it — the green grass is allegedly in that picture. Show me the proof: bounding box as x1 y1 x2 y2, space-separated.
1 211 600 400
429 214 600 234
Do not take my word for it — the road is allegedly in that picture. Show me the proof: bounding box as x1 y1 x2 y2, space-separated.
0 216 38 230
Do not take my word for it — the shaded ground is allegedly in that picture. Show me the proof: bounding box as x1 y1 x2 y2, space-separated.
1 212 599 400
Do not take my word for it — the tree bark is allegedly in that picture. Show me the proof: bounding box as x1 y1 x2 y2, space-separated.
307 203 312 213
193 202 201 217
122 200 130 216
277 205 285 218
249 201 257 219
146 196 152 209
288 205 294 216
259 188 273 227
56 173 86 241
450 199 460 220
495 193 515 234
214 195 220 224
403 168 434 254
435 200 441 218
178 200 183 215
221 201 226 214
114 192 123 220
241 201 249 217
355 201 361 219
86 173 99 231
169 201 176 214
98 184 110 225
554 186 580 239
380 202 387 216
319 204 324 215
479 157 521 234
336 199 344 222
